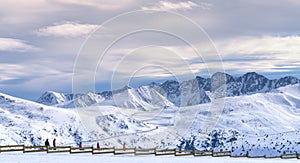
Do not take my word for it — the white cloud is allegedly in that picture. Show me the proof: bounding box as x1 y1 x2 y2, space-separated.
195 35 300 74
0 38 39 52
0 0 139 25
0 64 24 81
217 35 300 60
0 62 70 86
196 60 293 74
53 0 136 10
101 35 300 77
141 1 208 11
35 22 100 38
0 0 61 25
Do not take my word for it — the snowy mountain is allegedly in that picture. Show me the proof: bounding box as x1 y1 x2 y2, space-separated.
37 86 173 110
36 91 72 106
37 91 105 108
226 72 300 96
36 72 300 108
1 72 300 157
1 82 300 152
101 86 174 111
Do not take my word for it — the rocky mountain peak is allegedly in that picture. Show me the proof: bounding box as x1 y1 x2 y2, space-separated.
36 72 300 108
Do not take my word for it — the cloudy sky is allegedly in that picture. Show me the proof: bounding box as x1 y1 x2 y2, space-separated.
1 0 300 100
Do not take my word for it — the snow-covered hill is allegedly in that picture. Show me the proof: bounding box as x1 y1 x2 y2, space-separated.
0 93 90 146
1 77 300 156
180 83 300 156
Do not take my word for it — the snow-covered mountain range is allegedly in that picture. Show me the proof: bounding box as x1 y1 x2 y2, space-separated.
37 72 299 109
1 72 300 156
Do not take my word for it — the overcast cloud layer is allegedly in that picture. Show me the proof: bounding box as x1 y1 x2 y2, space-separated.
0 0 300 100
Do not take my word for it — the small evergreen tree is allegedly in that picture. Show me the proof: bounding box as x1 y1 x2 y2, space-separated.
177 136 196 150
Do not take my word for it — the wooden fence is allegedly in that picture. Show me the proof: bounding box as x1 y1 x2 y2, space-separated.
47 146 71 153
24 146 47 153
135 148 156 155
0 145 24 152
92 147 115 155
0 145 299 159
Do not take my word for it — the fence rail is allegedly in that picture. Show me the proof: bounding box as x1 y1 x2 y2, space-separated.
193 150 213 157
175 149 193 156
0 145 299 159
0 145 24 152
24 146 47 153
155 149 176 156
212 151 231 157
135 148 156 155
114 148 135 155
47 146 71 153
92 147 115 155
281 153 298 159
70 147 93 154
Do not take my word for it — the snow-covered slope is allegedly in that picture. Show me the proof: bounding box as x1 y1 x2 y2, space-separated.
179 83 300 156
1 82 300 156
192 83 300 135
0 93 90 146
103 86 174 111
0 92 160 147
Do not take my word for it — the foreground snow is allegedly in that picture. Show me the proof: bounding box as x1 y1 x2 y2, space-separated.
0 153 298 163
